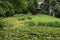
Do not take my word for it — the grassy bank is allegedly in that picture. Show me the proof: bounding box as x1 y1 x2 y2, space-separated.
0 26 60 40
0 14 60 40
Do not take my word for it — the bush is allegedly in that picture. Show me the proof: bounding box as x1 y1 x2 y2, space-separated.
0 17 19 28
13 14 32 20
25 21 37 26
38 21 60 27
26 21 35 26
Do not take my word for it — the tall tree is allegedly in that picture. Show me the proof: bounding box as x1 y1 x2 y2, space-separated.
0 0 28 17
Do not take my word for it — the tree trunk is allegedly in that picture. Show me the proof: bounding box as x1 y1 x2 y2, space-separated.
53 13 55 17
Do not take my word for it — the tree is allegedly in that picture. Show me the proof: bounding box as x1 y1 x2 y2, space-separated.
27 0 39 13
0 0 28 17
49 0 60 17
40 0 49 14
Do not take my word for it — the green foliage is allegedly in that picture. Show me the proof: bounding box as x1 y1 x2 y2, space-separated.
25 21 60 27
38 21 60 27
0 17 19 28
0 1 15 17
1 13 60 28
25 21 36 26
27 0 39 13
0 26 60 40
0 14 60 40
0 0 40 17
0 0 29 17
13 14 32 20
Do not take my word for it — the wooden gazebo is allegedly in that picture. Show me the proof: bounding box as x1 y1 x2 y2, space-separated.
32 7 41 15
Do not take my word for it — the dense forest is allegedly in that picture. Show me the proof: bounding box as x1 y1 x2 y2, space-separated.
0 0 60 40
0 0 60 17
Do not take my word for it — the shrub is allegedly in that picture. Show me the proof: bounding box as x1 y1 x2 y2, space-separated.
52 21 60 27
25 21 37 26
0 17 19 28
13 14 32 20
38 21 60 27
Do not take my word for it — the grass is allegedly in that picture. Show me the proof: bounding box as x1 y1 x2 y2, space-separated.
0 26 60 40
0 13 60 40
31 14 60 22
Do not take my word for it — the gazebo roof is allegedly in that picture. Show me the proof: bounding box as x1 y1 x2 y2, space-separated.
35 7 41 10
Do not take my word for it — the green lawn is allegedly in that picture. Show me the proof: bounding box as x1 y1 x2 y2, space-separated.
0 14 60 40
0 26 60 40
31 14 60 22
